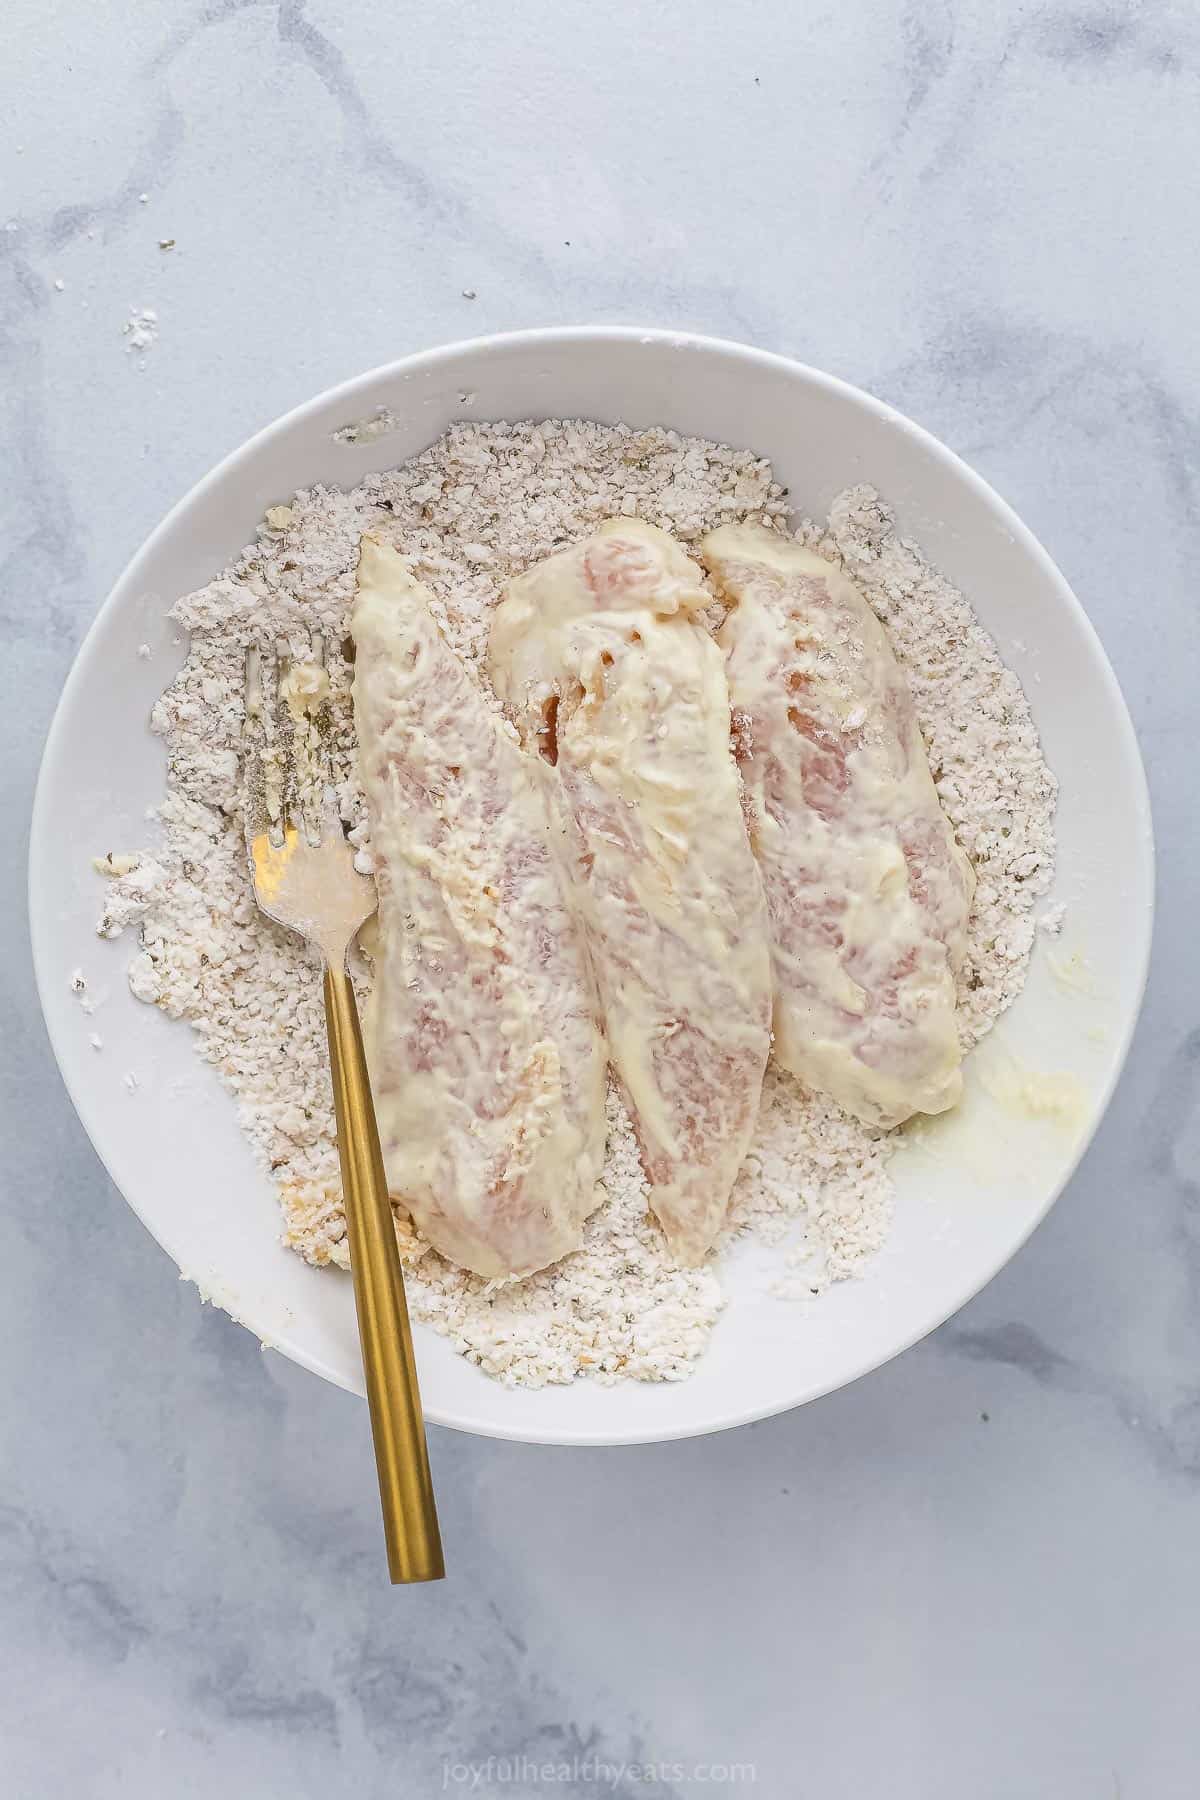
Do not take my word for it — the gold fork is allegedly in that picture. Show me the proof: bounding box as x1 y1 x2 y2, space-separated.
243 642 444 1584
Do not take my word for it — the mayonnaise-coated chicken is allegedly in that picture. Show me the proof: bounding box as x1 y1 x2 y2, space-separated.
352 535 607 1278
489 519 772 1265
700 523 974 1129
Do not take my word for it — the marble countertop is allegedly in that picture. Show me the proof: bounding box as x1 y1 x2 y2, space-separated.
4 3 1198 1795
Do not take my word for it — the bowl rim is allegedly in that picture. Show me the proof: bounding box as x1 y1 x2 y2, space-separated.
29 325 1155 1443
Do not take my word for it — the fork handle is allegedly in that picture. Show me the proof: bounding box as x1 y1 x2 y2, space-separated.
323 962 445 1584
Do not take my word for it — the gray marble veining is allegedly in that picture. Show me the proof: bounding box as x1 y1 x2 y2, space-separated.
4 2 1199 1794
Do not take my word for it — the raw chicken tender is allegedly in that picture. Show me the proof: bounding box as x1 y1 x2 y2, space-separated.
700 523 974 1129
489 518 772 1265
352 535 607 1278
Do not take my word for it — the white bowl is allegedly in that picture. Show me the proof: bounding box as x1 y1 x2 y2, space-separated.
29 328 1153 1445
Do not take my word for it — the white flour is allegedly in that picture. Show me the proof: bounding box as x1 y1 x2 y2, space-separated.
97 420 1056 1387
122 306 159 362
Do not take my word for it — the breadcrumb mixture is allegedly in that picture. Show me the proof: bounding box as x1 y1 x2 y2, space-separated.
97 420 1056 1387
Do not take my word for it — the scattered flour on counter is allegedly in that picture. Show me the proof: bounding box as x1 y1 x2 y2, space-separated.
122 306 159 361
97 421 1056 1387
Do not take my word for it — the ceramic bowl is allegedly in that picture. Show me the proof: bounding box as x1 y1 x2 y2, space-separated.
29 328 1153 1444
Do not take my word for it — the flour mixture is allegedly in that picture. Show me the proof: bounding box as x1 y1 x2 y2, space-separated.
96 421 1056 1386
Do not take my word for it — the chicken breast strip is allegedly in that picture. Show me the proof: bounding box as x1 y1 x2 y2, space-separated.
489 519 772 1265
700 523 974 1129
352 535 607 1278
